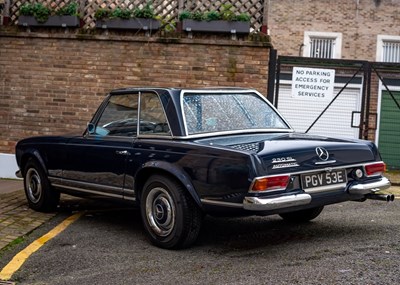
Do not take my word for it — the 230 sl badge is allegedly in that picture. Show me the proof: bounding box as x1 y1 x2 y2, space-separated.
272 156 299 169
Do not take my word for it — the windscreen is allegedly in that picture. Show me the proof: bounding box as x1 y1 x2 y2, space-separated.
183 92 290 135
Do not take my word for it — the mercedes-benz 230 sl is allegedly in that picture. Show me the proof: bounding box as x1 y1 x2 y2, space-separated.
15 88 392 249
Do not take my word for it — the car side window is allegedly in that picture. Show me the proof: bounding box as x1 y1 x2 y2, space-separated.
139 92 170 135
95 94 138 137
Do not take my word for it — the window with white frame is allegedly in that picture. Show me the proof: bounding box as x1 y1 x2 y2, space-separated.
303 32 342 59
377 35 400 63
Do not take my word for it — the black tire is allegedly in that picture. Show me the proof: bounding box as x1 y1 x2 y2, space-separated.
23 158 60 212
279 206 324 223
140 175 202 249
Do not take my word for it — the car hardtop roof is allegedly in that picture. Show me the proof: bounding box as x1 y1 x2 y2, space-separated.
109 87 254 95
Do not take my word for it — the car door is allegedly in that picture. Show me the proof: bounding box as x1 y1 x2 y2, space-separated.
62 93 139 199
123 91 172 201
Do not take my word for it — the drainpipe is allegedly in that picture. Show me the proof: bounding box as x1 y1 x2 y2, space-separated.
299 44 305 57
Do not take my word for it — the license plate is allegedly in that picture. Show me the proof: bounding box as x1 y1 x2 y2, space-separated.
301 169 347 192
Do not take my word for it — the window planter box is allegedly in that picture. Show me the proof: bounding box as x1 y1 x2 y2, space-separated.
18 15 80 28
95 18 160 31
182 19 250 34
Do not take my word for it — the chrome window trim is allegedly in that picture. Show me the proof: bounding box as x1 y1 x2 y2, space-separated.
137 91 141 137
171 129 294 140
137 134 175 140
88 91 173 139
85 134 135 141
180 89 293 137
138 91 173 138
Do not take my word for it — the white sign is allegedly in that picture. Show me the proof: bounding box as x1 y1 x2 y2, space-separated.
291 67 335 101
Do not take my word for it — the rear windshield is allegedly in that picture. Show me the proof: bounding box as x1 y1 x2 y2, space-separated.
182 92 290 135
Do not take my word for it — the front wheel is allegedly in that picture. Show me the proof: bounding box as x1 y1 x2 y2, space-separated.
23 158 60 212
140 175 202 249
279 206 324 223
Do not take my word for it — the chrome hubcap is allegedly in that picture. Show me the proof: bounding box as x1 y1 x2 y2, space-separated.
25 168 42 204
145 187 175 237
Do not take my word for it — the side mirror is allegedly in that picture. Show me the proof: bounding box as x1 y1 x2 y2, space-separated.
87 123 95 134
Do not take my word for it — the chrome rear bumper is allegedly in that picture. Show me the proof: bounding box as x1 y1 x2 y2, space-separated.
243 177 392 211
243 194 312 211
347 177 391 195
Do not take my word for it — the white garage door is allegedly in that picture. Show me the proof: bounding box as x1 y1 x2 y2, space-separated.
277 84 362 139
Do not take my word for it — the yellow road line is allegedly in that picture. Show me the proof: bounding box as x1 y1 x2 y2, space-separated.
0 212 83 281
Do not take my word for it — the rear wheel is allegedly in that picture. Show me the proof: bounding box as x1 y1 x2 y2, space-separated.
140 175 202 249
23 158 60 212
279 206 324 223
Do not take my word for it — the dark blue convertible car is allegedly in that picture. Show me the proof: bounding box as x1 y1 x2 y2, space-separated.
15 88 392 249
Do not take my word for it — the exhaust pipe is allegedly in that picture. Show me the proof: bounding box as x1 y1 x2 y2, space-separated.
365 194 395 202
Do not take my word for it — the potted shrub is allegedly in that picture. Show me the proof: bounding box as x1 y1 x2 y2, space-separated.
95 3 160 32
18 2 80 28
179 4 250 34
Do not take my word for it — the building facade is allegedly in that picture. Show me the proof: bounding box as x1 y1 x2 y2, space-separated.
267 0 400 62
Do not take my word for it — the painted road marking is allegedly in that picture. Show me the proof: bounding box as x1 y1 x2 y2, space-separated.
0 212 83 281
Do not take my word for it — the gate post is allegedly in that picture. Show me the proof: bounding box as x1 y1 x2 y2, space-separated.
274 56 281 108
361 62 372 140
267 49 277 104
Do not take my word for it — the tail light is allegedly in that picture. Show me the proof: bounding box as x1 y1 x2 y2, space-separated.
364 162 386 177
250 175 290 192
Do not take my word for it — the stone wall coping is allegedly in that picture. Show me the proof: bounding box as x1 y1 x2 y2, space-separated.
0 29 272 49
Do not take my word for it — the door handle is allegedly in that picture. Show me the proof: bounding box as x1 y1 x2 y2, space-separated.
115 150 131 156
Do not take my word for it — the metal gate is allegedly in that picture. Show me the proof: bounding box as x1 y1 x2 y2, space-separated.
267 54 400 169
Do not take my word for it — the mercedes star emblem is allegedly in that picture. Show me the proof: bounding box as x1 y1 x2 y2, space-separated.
316 147 329 161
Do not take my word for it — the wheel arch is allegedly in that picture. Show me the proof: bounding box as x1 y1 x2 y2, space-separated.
134 161 202 209
19 149 48 176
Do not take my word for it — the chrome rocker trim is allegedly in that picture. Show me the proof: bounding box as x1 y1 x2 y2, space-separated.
243 193 312 211
347 177 391 195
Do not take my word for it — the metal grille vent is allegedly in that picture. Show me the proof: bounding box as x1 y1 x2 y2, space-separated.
309 37 335 59
230 142 259 152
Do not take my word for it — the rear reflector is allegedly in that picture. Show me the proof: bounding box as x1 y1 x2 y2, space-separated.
365 162 386 177
251 175 290 192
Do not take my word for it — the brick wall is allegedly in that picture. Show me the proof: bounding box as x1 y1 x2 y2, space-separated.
0 31 271 154
267 0 400 60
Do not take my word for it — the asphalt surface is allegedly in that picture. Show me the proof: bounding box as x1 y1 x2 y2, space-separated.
1 198 399 285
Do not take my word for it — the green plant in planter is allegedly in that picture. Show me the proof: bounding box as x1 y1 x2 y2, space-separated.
178 10 192 21
94 8 111 20
178 6 251 23
205 10 221 22
95 3 156 21
191 11 205 21
20 3 51 23
133 2 155 19
56 2 78 16
220 4 236 21
111 8 131 20
235 13 251 22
